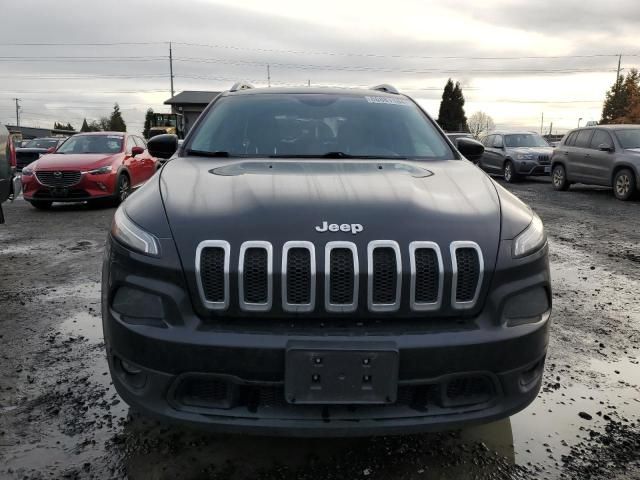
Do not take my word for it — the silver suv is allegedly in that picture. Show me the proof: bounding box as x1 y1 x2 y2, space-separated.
551 125 640 201
479 131 553 182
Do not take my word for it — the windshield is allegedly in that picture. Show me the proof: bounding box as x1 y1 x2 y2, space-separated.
57 135 123 154
614 129 640 149
188 94 453 159
24 139 59 149
504 134 549 148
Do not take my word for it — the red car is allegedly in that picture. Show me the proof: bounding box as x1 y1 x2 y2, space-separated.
22 132 158 209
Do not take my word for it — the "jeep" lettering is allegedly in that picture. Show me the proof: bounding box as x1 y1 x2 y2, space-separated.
315 221 364 235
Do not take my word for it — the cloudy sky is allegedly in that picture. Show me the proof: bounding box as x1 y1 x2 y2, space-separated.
1 0 638 135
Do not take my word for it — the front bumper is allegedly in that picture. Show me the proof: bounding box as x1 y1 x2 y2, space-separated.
22 171 117 202
102 236 552 436
515 160 551 176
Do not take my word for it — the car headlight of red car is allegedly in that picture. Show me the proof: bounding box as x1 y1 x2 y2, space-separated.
87 165 113 175
22 166 34 176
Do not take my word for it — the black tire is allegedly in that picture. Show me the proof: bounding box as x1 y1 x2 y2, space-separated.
114 174 131 205
552 164 570 191
29 200 52 210
613 168 636 201
503 160 519 183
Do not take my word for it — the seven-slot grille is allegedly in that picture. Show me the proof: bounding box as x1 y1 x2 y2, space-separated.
197 240 483 313
35 170 82 188
537 155 551 164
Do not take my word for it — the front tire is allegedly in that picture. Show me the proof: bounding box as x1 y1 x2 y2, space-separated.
613 168 636 201
503 160 519 183
114 174 131 205
552 164 569 191
29 200 52 210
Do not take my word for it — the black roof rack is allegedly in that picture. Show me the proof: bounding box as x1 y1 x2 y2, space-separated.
230 81 255 92
370 84 399 94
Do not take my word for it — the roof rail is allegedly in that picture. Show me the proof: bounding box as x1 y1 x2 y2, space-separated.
230 81 254 92
370 84 399 94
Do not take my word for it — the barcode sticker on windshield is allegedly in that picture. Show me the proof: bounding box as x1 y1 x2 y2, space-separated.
365 96 412 106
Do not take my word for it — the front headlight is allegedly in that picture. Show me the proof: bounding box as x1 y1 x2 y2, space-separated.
87 165 113 175
512 213 546 258
22 166 34 176
111 207 160 256
516 153 534 160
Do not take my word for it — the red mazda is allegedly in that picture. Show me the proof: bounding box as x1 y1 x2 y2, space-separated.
21 132 158 209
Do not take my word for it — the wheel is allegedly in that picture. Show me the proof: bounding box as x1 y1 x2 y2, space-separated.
552 164 570 191
503 160 519 183
613 168 636 201
114 174 131 205
29 200 52 210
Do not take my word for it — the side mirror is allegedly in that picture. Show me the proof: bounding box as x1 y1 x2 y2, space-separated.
147 134 178 160
131 146 145 157
598 143 613 152
46 146 56 153
457 137 484 161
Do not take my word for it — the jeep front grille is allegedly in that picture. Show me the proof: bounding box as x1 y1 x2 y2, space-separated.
35 170 81 188
196 240 483 314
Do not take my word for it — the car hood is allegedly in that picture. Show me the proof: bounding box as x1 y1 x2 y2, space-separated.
161 157 501 276
31 153 120 171
625 148 640 154
508 147 553 155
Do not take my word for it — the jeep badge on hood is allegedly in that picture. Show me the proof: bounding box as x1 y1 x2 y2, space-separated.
315 221 364 234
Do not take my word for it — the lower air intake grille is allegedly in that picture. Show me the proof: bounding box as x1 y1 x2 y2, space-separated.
243 248 268 304
286 248 311 304
414 249 439 303
455 248 480 303
200 247 226 303
372 247 397 304
330 248 354 305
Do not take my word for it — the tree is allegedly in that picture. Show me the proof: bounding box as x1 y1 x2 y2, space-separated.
601 68 640 124
53 122 75 131
437 79 467 132
80 118 90 132
109 103 127 132
143 108 154 139
467 111 495 139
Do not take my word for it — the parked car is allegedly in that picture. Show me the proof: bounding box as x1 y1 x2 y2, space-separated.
15 137 66 172
551 125 640 200
21 132 157 209
0 126 11 222
479 131 553 182
102 83 551 436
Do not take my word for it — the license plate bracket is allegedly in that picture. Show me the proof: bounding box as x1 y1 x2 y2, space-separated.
51 188 69 197
285 343 398 405
544 166 551 173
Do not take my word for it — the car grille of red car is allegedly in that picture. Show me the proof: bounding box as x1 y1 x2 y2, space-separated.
35 171 82 188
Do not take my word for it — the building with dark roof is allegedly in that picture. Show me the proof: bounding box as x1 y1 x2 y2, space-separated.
5 125 76 140
164 91 221 135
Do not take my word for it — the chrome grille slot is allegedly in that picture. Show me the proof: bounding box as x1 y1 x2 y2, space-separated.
195 240 230 310
35 170 81 188
239 241 273 312
368 241 401 312
282 242 316 312
325 242 358 312
409 242 443 311
451 241 484 309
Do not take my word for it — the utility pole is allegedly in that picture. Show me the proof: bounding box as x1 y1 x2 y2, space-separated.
14 98 20 127
169 42 175 98
548 121 553 136
616 54 622 92
267 64 271 87
308 79 311 87
540 112 544 134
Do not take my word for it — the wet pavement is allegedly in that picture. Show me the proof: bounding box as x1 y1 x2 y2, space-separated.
0 178 639 479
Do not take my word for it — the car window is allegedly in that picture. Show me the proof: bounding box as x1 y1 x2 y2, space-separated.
589 130 612 149
493 135 503 148
482 135 493 147
24 138 59 149
126 136 136 153
135 136 147 148
564 132 577 146
504 133 548 148
57 135 124 154
188 94 454 160
574 129 593 148
613 128 640 149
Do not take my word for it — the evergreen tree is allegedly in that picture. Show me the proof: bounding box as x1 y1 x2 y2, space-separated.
601 76 628 124
53 122 74 131
109 103 127 132
143 108 154 139
437 79 468 131
80 118 90 132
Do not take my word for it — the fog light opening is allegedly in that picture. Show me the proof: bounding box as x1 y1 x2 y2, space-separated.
121 359 142 375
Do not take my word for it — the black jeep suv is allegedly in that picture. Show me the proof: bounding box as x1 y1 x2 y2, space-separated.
102 84 551 436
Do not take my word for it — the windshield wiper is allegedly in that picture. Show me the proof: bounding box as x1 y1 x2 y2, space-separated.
186 149 234 158
268 152 408 159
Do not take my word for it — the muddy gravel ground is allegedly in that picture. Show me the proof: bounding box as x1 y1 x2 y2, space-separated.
0 178 639 480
